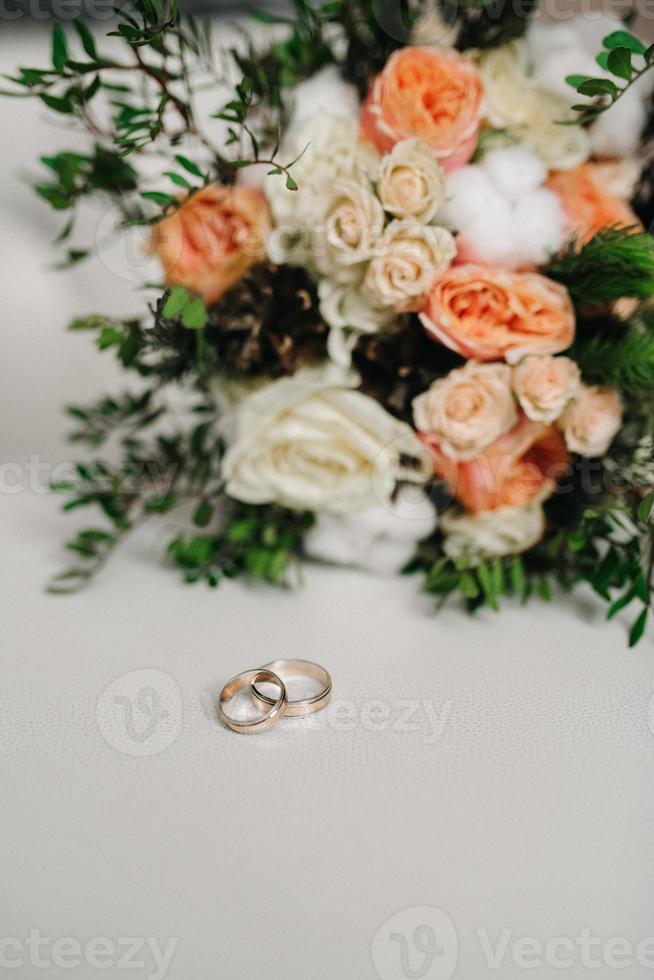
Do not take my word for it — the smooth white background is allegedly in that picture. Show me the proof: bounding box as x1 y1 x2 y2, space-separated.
2 23 654 980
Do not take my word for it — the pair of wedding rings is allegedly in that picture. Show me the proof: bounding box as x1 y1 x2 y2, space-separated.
218 659 332 734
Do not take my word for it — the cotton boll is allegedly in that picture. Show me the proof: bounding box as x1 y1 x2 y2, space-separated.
532 47 599 101
437 166 504 231
456 206 525 269
304 488 438 575
574 12 627 56
590 83 648 159
480 146 547 203
514 188 566 266
525 21 580 61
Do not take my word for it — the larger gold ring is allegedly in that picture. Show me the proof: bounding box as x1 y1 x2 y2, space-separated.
251 659 332 718
219 669 287 734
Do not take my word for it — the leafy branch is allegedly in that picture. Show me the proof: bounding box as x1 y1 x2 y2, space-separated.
566 29 654 125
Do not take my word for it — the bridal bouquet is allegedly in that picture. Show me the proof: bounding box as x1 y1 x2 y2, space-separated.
8 0 654 643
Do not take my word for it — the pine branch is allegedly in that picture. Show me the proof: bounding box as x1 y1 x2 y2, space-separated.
545 227 654 306
573 320 654 396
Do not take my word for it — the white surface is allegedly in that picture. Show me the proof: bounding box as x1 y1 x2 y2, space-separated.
2 25 654 980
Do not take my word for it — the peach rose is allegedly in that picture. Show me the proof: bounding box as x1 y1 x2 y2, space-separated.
558 385 623 458
422 414 569 512
512 355 580 424
420 264 575 364
413 361 517 461
547 164 641 245
152 185 270 304
360 47 483 171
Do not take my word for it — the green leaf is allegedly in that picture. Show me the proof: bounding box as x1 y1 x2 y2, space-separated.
180 296 207 330
39 93 74 114
174 155 204 178
606 47 632 80
52 24 68 71
603 30 646 55
510 555 526 599
459 573 480 599
577 77 620 97
193 500 214 528
607 588 636 620
285 173 298 191
163 171 192 189
162 285 189 319
477 560 499 611
634 570 650 604
566 74 593 90
140 190 176 207
74 19 98 59
628 607 648 647
144 494 177 513
637 492 654 523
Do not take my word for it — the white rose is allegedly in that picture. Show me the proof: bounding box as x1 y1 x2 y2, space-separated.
304 486 438 574
413 361 517 461
265 113 379 228
223 366 430 513
316 179 385 279
518 88 590 171
378 139 446 223
558 384 623 458
468 41 590 172
365 220 456 309
512 355 581 424
318 279 399 368
470 41 533 129
442 502 546 560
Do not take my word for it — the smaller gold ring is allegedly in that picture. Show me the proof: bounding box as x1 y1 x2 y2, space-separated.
251 659 332 718
219 669 287 734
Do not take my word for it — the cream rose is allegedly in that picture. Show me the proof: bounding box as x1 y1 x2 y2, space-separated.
469 41 590 172
518 88 590 172
512 355 580 424
441 501 546 559
365 220 456 310
316 179 385 278
378 139 445 223
413 361 517 461
318 279 398 368
559 385 623 458
470 41 533 129
265 113 379 228
223 366 430 513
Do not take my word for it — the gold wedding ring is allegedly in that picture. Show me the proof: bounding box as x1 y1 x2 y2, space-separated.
219 668 287 734
251 659 332 718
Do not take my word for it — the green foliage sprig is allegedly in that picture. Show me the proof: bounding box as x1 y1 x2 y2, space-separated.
168 505 314 587
566 29 654 125
407 495 654 646
544 227 654 306
3 0 336 254
572 312 654 397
